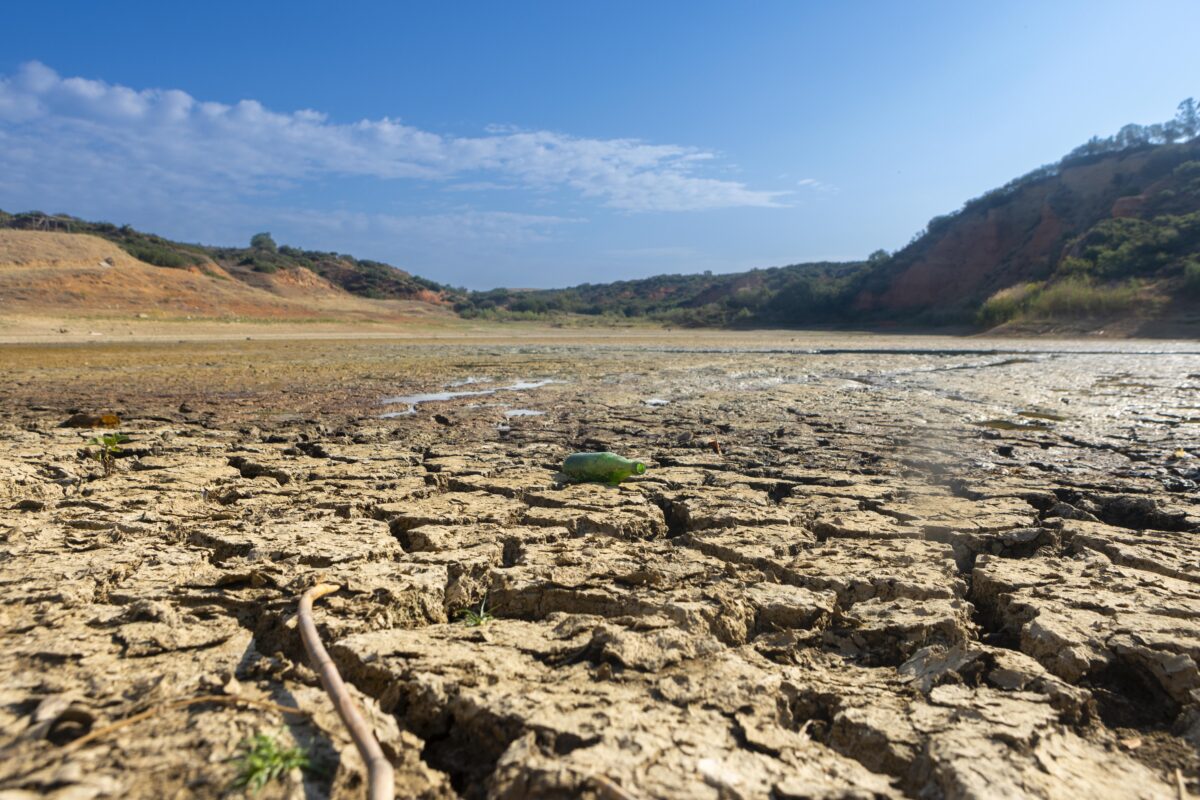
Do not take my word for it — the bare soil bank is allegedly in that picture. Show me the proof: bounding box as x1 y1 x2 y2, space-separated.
0 231 453 327
1 334 1198 798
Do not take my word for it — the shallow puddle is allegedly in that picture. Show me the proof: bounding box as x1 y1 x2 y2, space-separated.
976 418 1051 431
381 378 562 416
506 379 559 391
504 409 545 418
1017 410 1067 422
383 388 493 406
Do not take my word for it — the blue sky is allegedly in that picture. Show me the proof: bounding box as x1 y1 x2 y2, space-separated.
1 2 1197 289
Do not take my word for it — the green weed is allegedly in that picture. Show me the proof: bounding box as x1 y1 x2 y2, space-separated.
88 432 130 475
457 597 494 627
232 732 309 795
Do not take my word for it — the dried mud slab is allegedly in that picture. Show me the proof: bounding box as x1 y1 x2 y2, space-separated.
191 517 404 566
973 553 1200 708
1 337 1198 798
490 536 837 645
1058 517 1200 584
333 624 900 799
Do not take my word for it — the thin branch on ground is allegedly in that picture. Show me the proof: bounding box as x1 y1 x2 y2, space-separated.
64 695 306 752
298 583 394 800
591 774 644 800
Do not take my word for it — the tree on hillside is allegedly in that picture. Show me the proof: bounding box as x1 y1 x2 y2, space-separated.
1151 123 1181 145
868 249 890 265
250 232 277 252
1178 98 1199 140
1115 124 1149 149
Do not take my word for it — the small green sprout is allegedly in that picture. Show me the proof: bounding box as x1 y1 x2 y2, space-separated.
88 432 130 475
457 597 494 627
232 732 310 794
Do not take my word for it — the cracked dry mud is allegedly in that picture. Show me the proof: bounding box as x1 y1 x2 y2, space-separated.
1 335 1199 799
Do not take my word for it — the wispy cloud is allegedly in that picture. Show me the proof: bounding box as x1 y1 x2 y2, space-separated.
0 61 786 214
796 177 835 192
274 208 581 245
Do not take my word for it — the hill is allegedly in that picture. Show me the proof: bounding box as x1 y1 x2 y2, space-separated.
0 211 460 306
855 134 1200 330
458 99 1200 333
0 228 455 324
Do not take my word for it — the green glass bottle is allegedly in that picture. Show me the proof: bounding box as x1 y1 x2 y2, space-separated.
562 452 647 485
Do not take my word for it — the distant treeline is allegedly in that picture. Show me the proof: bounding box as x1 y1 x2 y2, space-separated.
455 260 872 327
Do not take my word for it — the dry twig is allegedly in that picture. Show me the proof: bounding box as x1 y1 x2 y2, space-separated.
64 695 305 752
298 583 394 800
591 774 644 800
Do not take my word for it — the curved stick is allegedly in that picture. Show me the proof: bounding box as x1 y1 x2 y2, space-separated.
591 774 643 800
299 584 394 800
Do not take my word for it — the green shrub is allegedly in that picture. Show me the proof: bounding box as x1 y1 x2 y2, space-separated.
1184 260 1200 297
1025 277 1143 318
1063 213 1200 280
250 232 277 252
1056 257 1093 276
122 243 187 268
977 282 1043 327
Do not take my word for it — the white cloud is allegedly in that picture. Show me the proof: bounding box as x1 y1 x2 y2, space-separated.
0 62 786 213
795 177 837 193
274 208 581 246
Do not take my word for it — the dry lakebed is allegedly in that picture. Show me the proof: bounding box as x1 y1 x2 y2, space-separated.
1 331 1199 799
